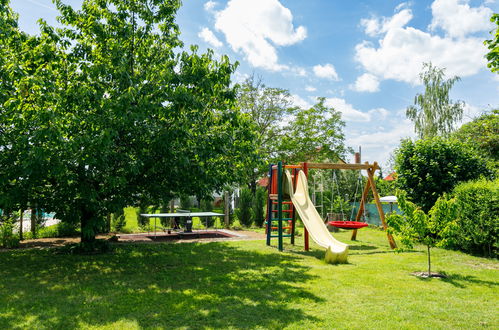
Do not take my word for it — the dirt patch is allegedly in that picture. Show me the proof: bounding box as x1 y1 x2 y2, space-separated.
2 230 266 251
411 271 448 278
118 229 266 244
15 234 113 250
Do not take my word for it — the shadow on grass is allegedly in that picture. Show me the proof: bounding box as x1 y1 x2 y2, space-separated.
438 273 499 289
0 242 322 329
348 244 377 251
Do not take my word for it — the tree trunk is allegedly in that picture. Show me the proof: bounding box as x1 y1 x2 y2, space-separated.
170 199 175 213
19 210 23 241
224 191 230 228
30 208 37 238
427 245 431 277
80 207 97 243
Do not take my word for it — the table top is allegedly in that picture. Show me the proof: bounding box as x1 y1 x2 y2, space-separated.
140 212 225 218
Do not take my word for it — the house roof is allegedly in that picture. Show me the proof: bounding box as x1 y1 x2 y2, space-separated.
384 172 397 181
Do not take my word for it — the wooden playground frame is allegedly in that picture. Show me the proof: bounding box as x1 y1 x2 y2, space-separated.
268 161 397 250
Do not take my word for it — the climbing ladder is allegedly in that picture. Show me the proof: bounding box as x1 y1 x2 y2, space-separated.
266 162 297 251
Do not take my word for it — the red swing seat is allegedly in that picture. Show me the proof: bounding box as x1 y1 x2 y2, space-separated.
328 221 368 229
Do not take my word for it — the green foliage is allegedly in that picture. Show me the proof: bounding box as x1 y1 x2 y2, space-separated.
485 13 499 73
451 110 499 170
180 195 192 210
111 208 126 232
236 188 253 227
277 98 349 163
441 179 498 258
406 62 464 138
253 187 266 227
23 222 79 240
394 137 491 212
374 177 397 197
387 191 457 275
0 0 257 242
136 205 149 229
200 198 215 228
237 75 294 184
0 215 20 248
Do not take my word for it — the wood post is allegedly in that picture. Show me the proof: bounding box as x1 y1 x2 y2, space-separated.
367 162 397 249
352 178 370 240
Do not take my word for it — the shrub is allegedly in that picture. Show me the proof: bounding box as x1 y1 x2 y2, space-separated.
112 208 126 232
180 195 192 209
394 137 491 212
136 205 149 229
236 188 253 227
0 215 20 248
387 191 457 276
442 178 498 258
253 187 266 227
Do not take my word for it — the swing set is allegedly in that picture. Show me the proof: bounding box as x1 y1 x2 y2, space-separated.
266 161 397 251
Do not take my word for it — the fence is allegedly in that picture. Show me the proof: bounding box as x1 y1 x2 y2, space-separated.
350 202 402 226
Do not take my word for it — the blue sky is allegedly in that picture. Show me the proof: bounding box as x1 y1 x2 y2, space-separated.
11 0 499 171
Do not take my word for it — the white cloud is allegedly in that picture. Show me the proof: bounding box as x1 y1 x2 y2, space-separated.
346 119 416 167
429 0 494 38
291 94 312 109
355 4 490 84
324 98 371 122
198 27 223 48
214 0 307 71
351 73 380 92
204 1 218 12
289 66 307 76
305 86 317 92
360 9 413 37
313 63 340 80
368 108 390 119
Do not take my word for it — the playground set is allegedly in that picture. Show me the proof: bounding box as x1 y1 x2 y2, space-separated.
266 161 397 263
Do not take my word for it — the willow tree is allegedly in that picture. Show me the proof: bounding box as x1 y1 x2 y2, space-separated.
1 0 257 243
406 62 464 139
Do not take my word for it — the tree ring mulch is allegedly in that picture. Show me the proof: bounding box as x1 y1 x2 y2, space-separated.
411 271 448 278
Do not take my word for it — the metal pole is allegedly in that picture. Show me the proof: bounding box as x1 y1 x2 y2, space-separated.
277 161 283 251
266 164 273 246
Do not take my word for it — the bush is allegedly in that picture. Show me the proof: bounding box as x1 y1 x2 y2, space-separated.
180 195 192 209
394 137 491 212
200 198 215 228
112 208 126 232
442 178 498 257
136 205 149 229
236 188 253 227
0 215 20 248
253 187 266 227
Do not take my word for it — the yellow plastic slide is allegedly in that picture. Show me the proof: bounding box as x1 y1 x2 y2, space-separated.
284 170 349 264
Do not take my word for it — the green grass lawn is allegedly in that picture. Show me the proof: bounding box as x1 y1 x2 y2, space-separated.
0 228 497 329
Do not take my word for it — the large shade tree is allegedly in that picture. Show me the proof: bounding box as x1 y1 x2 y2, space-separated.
277 97 349 164
236 75 295 191
0 0 257 242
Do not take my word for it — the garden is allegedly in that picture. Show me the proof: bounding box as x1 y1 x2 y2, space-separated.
1 0 498 329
